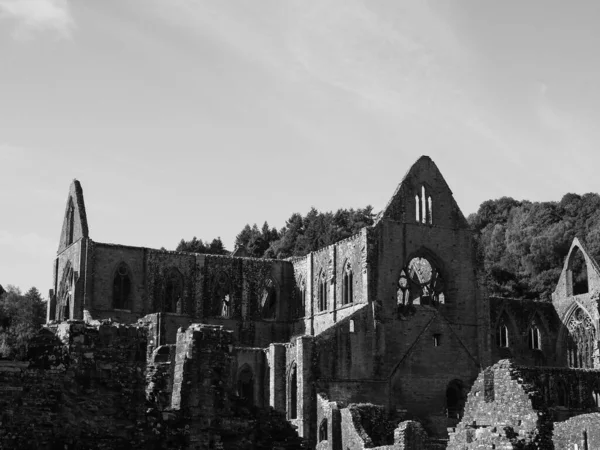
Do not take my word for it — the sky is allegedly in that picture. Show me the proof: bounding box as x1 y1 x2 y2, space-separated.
1 0 599 294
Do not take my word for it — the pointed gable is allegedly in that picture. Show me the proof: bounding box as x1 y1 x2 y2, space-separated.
376 156 469 229
553 237 600 300
58 179 89 254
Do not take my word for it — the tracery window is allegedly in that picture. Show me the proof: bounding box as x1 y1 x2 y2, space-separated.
318 270 328 312
397 257 445 306
162 268 184 314
212 273 231 318
261 279 277 320
342 261 353 305
113 262 132 310
566 308 596 369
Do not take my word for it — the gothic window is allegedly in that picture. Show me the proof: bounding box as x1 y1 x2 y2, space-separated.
212 273 231 318
397 257 445 306
112 263 132 310
593 389 600 407
162 268 184 314
497 323 509 348
342 261 353 305
318 270 328 312
66 199 75 246
57 263 74 321
237 365 254 406
319 419 328 442
297 279 306 318
566 308 596 369
415 186 433 224
569 247 589 296
528 325 541 350
261 279 277 320
289 363 298 419
557 380 568 407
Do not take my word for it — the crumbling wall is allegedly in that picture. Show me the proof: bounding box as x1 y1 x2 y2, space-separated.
552 413 600 449
0 321 156 449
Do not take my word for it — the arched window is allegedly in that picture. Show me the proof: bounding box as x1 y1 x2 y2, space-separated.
428 196 433 224
593 389 600 408
66 199 75 246
289 363 298 419
112 262 132 310
319 419 328 442
528 325 541 350
237 365 254 406
57 263 74 321
446 379 466 419
318 270 328 312
398 257 445 306
415 195 420 222
566 308 596 368
261 279 277 320
162 268 184 314
497 323 509 348
212 273 231 318
342 262 353 305
568 247 589 296
297 279 306 318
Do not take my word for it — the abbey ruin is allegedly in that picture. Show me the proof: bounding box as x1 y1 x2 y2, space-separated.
1 155 599 449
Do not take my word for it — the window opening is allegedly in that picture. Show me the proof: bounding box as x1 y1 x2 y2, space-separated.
318 271 328 312
213 273 231 318
113 263 131 310
421 186 427 224
497 323 509 348
397 257 445 306
428 196 433 224
433 334 441 347
446 379 466 419
163 268 184 313
566 308 596 369
66 199 75 246
528 325 541 350
289 364 298 419
415 195 420 222
237 366 254 406
261 279 277 319
342 262 353 305
319 419 328 442
569 247 589 295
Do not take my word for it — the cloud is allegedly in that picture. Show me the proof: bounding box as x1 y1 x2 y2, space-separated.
0 0 74 40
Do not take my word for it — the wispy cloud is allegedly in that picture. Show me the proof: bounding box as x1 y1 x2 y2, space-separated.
0 0 74 40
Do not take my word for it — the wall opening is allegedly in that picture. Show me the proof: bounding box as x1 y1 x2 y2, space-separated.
318 270 328 312
528 325 541 350
397 256 445 306
289 363 298 419
433 334 441 347
566 308 596 369
261 279 277 320
446 379 466 419
237 365 254 406
162 268 184 314
112 262 132 310
569 247 589 296
66 199 75 246
319 418 328 442
342 261 353 305
497 323 509 348
212 273 231 318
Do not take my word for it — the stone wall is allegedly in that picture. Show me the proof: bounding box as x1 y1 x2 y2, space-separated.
447 360 600 449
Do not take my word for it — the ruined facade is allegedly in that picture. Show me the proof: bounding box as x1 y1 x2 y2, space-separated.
39 155 600 449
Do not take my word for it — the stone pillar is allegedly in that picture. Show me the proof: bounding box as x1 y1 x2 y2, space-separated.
269 343 286 412
298 335 314 443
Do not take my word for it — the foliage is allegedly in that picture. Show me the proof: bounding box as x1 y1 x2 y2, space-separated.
175 236 228 255
235 206 375 259
468 193 600 300
0 285 46 360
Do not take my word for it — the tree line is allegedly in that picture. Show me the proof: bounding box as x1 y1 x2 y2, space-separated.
177 192 600 301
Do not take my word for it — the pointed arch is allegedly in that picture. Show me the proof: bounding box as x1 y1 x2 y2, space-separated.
568 246 589 296
399 248 446 306
162 268 184 314
318 269 328 312
112 262 132 310
562 305 597 368
342 260 354 305
446 379 467 419
212 272 231 318
261 278 277 320
66 199 75 246
288 362 298 419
